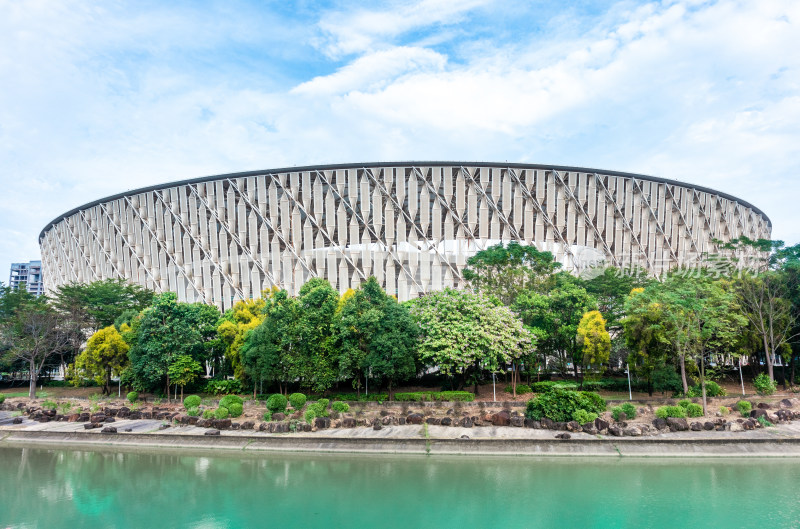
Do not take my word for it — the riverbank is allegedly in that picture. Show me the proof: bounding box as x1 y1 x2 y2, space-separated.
4 411 800 457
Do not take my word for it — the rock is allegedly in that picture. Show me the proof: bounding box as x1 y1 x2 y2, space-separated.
666 417 689 432
128 411 141 420
373 422 382 431
67 414 80 422
595 418 609 431
158 424 170 430
124 428 132 432
101 426 117 433
540 418 554 430
460 435 470 440
440 417 452 426
258 422 268 431
780 398 797 408
750 409 768 420
231 422 240 430
491 411 511 426
104 417 115 423
524 418 540 429
272 412 285 422
653 418 668 430
608 426 623 437
314 417 331 429
582 425 598 435
690 422 703 431
342 417 356 428
12 417 22 424
204 429 221 436
213 419 232 430
757 402 771 409
380 410 390 416
623 426 642 436
554 433 571 440
729 422 744 432
555 422 569 431
425 417 441 425
407 413 424 425
398 417 406 426
616 412 628 422
703 421 715 430
459 417 474 428
83 423 95 430
241 421 254 430
187 416 199 425
382 416 394 426
566 421 582 432
510 416 524 427
743 419 756 430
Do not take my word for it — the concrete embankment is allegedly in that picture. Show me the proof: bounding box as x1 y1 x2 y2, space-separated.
4 428 800 457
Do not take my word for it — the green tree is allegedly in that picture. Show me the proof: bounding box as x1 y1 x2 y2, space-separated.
409 288 533 394
53 279 153 331
462 242 560 305
336 277 417 399
577 310 611 370
217 295 267 381
70 325 129 394
294 278 340 393
167 354 203 401
623 287 672 396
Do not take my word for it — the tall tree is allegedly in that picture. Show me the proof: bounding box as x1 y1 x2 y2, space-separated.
577 310 611 372
53 279 154 332
295 278 340 393
462 242 560 305
409 288 533 394
1 298 71 399
70 325 129 394
336 277 418 399
217 295 267 381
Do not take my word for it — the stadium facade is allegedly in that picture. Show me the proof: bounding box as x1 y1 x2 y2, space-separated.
39 162 771 311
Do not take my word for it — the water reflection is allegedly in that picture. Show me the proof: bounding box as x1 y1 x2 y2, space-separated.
1 446 799 529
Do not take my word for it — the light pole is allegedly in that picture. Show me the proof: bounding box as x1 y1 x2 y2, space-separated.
626 363 632 401
492 372 496 402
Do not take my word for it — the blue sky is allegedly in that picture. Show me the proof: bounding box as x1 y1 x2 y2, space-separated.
1 0 799 280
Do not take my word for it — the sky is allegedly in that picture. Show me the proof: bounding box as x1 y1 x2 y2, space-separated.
1 0 799 281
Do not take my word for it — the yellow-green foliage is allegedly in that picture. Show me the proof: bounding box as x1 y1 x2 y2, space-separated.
577 310 611 366
217 296 267 380
70 326 129 388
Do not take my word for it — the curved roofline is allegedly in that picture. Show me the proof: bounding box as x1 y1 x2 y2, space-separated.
39 161 771 241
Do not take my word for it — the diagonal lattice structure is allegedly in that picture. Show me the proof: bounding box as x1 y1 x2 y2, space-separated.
39 162 771 311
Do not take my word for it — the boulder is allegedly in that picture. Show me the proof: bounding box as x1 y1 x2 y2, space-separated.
67 414 80 422
440 417 453 426
204 429 221 436
83 423 95 430
554 433 571 440
314 417 331 429
608 426 623 437
750 409 768 420
595 418 609 431
342 417 356 428
128 411 141 420
491 411 511 426
398 417 406 425
101 426 117 434
240 421 254 430
582 425 598 435
703 421 715 431
566 421 582 433
690 422 703 431
407 413 424 425
743 419 756 430
652 418 668 431
729 422 744 432
124 428 132 432
459 417 474 428
666 417 689 432
104 417 115 423
524 418 540 429
381 416 394 426
425 417 441 425
510 416 524 428
213 419 232 430
231 422 240 430
623 426 642 437
258 422 268 431
12 417 22 424
780 398 797 408
616 412 628 422
272 412 286 422
757 402 771 409
540 418 554 430
373 422 382 431
380 410 390 416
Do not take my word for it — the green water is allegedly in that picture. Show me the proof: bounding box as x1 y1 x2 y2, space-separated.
1 446 799 528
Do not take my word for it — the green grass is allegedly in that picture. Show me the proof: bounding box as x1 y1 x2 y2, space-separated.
0 391 48 398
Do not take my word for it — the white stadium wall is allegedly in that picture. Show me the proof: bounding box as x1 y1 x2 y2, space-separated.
39 163 771 311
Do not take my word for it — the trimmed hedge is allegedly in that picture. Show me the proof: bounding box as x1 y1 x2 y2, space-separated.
187 407 200 417
219 395 244 410
308 399 329 418
331 401 350 413
573 409 598 424
325 393 388 402
183 395 201 410
737 400 752 417
525 389 606 422
611 402 637 421
126 391 138 403
532 381 578 393
0 394 5 404
503 384 533 395
687 381 726 398
655 405 687 419
288 393 307 410
393 391 475 402
685 403 703 418
753 373 776 396
227 402 243 418
266 394 288 414
213 407 230 419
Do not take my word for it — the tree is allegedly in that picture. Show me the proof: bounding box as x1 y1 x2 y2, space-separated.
514 272 596 380
53 279 153 332
583 266 653 331
409 288 533 394
462 242 560 305
217 296 267 381
336 277 418 399
127 293 220 395
0 298 71 399
167 354 203 401
623 287 672 396
240 289 301 396
70 325 129 394
294 278 340 393
577 310 611 371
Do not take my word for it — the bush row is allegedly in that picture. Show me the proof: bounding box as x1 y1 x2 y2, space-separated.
525 389 606 423
393 391 475 402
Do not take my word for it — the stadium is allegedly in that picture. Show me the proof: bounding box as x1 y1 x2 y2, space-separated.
39 162 771 311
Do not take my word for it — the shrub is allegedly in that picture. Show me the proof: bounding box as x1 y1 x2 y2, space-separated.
655 405 687 419
436 391 475 402
41 399 57 410
719 406 730 416
572 409 598 424
204 379 243 396
325 393 388 402
757 415 773 428
263 411 272 422
308 398 330 418
652 366 683 395
753 373 776 396
219 395 244 410
532 381 578 393
202 409 214 419
394 392 431 402
504 384 533 395
289 393 307 410
332 401 350 413
58 402 72 414
0 394 6 404
685 403 704 417
737 400 752 417
266 394 288 414
187 407 200 417
678 399 692 409
612 403 637 421
304 409 316 424
126 391 138 403
525 389 605 422
687 381 726 398
183 395 201 410
213 407 230 419
227 402 243 418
